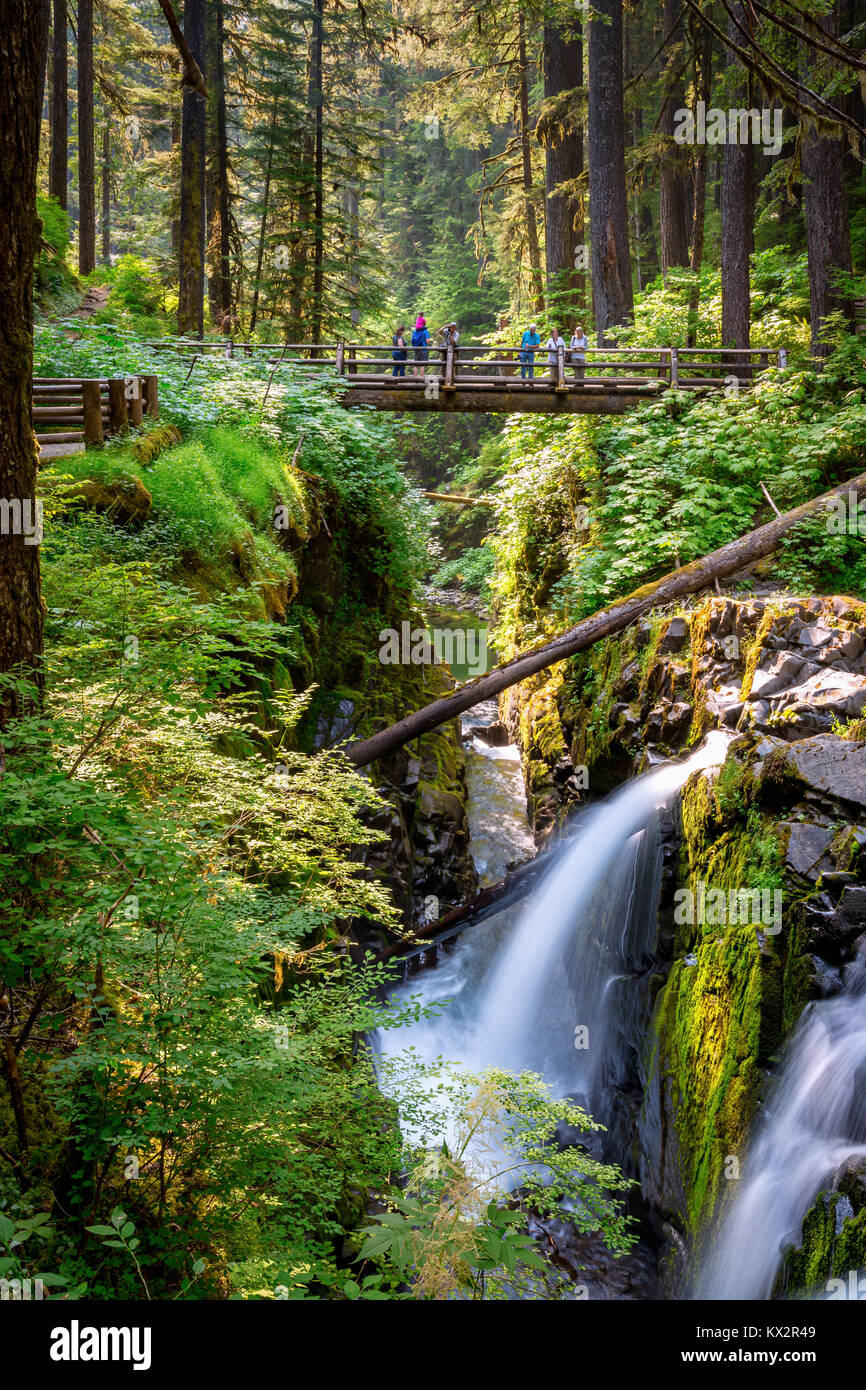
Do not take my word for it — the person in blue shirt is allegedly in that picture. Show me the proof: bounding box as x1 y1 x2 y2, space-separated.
411 314 430 376
519 323 541 380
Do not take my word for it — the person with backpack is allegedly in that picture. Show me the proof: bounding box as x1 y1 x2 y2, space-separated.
569 323 589 382
392 325 408 377
519 323 541 381
411 314 430 376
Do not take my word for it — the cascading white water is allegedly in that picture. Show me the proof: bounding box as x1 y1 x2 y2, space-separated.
378 727 731 1138
473 730 731 1105
697 950 866 1301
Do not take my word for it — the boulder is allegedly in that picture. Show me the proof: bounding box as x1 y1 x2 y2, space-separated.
784 735 866 809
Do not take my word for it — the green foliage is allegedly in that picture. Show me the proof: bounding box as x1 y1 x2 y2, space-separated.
365 1061 636 1300
34 196 76 307
431 545 494 596
89 255 175 334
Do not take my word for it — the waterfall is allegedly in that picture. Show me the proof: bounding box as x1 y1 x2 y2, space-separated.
473 730 730 1107
378 727 731 1136
696 949 866 1301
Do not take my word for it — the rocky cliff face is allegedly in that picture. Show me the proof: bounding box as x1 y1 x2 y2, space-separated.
501 591 866 1292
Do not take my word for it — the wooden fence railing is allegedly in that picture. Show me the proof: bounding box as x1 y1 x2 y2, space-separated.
134 338 786 391
33 375 159 459
43 324 788 391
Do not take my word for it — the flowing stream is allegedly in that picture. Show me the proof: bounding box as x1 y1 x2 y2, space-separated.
383 673 866 1300
377 698 731 1290
381 723 729 1115
696 949 866 1300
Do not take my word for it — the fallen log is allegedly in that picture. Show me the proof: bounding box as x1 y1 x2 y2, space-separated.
347 470 866 768
376 848 552 964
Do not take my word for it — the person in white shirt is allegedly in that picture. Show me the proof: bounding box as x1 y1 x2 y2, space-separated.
545 327 564 382
569 324 589 381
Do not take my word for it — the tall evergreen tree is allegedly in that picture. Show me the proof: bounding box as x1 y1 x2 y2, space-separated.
587 0 633 342
540 12 584 317
49 0 67 209
659 0 691 278
78 0 96 275
178 0 207 336
0 0 45 721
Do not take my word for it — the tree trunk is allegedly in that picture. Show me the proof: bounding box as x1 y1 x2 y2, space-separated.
101 122 110 261
587 0 633 343
801 8 854 356
802 132 854 355
659 0 691 278
720 4 753 358
0 0 44 724
78 0 95 275
518 10 545 317
170 115 180 257
206 0 232 327
49 0 67 208
687 19 710 346
541 18 583 315
345 468 866 767
250 101 277 335
311 0 325 345
38 0 51 149
178 0 207 337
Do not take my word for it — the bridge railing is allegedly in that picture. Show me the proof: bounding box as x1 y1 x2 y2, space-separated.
39 322 788 392
33 374 159 459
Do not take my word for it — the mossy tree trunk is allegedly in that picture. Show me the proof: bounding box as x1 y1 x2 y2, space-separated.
541 16 584 314
206 0 232 328
0 0 45 723
720 3 753 363
659 0 691 280
587 0 633 343
178 0 207 337
78 0 96 275
49 0 67 208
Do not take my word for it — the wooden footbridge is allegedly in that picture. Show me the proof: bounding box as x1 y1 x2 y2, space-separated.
147 338 786 413
47 321 788 420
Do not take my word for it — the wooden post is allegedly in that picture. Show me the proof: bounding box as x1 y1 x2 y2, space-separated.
108 379 128 434
142 375 159 419
670 347 679 388
347 344 357 375
81 379 104 445
556 342 566 390
336 342 345 375
778 347 787 371
444 341 455 391
126 375 144 426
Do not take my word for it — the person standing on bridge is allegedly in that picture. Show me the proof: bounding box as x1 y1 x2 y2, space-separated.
437 322 460 372
519 323 540 381
392 325 408 377
545 326 564 383
411 315 430 376
569 324 589 382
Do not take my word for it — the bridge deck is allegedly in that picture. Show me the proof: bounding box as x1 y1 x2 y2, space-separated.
339 376 670 412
